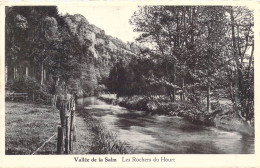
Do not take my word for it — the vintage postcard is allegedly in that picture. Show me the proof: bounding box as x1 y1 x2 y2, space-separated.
0 0 259 168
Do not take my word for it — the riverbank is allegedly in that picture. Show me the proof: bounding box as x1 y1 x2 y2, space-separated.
76 106 130 154
98 95 254 136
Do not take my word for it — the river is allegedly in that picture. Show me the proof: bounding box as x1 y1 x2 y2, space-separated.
77 97 254 154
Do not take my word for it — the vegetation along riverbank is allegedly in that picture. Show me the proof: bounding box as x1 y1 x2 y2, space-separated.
98 94 254 136
76 105 131 154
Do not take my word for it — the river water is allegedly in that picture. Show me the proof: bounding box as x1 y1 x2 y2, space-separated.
77 97 254 154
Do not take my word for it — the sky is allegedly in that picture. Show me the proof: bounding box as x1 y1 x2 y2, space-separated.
58 5 140 43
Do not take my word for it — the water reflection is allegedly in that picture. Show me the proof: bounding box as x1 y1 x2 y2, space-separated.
77 97 254 154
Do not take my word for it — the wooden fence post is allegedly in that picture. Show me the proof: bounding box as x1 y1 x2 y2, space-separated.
70 110 74 151
57 126 64 154
56 95 76 154
59 101 66 126
64 115 70 154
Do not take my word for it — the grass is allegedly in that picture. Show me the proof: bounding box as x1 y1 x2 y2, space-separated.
76 106 130 154
89 122 130 154
6 101 129 155
5 101 96 155
72 111 93 154
5 102 60 155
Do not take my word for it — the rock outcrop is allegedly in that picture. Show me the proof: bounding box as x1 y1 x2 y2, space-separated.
63 14 138 61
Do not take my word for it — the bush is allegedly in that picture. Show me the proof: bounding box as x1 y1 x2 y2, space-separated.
119 96 149 111
34 89 53 105
7 76 53 105
8 76 40 94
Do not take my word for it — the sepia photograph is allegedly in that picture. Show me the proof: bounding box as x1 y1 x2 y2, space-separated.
4 4 255 156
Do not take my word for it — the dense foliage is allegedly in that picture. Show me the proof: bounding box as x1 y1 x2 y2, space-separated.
107 6 254 126
5 6 254 123
5 6 138 99
126 6 254 122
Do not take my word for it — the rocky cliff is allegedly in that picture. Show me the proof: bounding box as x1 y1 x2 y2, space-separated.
5 6 140 97
63 14 139 61
62 14 141 95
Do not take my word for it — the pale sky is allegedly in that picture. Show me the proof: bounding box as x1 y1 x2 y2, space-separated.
58 5 140 43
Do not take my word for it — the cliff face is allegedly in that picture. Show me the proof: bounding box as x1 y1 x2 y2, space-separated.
6 6 140 96
62 14 140 95
63 14 138 61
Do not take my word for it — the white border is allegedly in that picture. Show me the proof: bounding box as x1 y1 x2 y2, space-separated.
0 1 259 168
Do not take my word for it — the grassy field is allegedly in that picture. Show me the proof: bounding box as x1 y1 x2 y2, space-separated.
5 102 93 155
5 102 60 154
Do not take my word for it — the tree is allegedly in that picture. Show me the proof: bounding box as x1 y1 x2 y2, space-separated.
228 6 254 121
130 6 227 107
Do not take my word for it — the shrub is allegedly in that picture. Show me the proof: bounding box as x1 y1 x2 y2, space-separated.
34 89 53 105
8 76 40 94
7 76 52 105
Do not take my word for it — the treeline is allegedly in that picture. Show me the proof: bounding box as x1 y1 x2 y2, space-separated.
108 6 254 122
5 6 254 122
5 6 138 102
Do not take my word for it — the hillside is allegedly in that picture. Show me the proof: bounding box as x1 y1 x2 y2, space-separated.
64 14 138 59
5 7 140 97
63 14 140 95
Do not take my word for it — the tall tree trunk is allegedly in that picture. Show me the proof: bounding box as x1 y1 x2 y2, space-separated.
26 66 28 77
44 68 46 81
41 63 44 86
229 68 235 103
247 41 254 79
13 65 18 80
230 7 248 122
230 7 242 110
207 79 210 113
244 42 254 120
180 78 184 101
53 76 60 106
173 63 176 102
5 66 8 84
14 66 15 80
16 66 18 79
206 68 211 113
165 61 173 101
